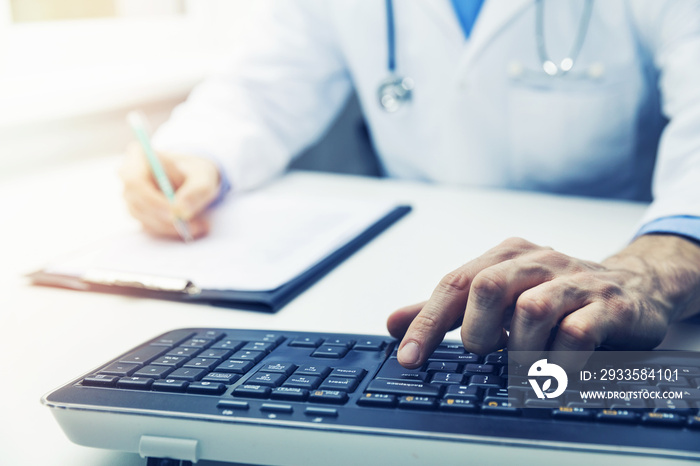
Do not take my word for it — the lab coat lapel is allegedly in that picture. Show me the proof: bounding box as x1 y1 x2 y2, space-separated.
458 0 533 72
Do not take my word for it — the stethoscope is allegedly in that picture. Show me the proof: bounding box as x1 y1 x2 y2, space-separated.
377 0 415 113
377 0 596 112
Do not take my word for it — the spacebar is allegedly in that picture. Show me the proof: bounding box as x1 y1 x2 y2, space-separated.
366 379 440 397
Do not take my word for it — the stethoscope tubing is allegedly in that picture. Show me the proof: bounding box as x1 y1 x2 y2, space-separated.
379 0 596 111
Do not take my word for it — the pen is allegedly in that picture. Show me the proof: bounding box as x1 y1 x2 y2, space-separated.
127 111 193 243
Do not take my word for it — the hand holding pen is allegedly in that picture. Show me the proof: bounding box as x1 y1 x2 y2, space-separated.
121 111 221 241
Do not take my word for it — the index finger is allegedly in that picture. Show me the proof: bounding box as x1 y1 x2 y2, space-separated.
395 239 535 368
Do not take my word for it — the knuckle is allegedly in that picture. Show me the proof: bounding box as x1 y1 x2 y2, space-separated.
491 237 544 262
606 296 635 323
471 270 507 299
516 292 554 323
438 270 472 294
499 237 532 251
410 310 442 335
558 317 597 348
528 249 564 265
597 281 625 300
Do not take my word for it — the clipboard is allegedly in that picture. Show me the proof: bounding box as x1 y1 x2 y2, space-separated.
30 192 411 312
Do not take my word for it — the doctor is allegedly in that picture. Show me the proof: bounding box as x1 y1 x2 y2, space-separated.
120 0 700 367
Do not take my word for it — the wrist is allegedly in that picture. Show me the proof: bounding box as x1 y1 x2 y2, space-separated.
602 234 700 322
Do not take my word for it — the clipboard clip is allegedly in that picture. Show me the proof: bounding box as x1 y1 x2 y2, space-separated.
83 269 201 296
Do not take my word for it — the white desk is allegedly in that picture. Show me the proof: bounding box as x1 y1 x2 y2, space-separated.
2 157 699 466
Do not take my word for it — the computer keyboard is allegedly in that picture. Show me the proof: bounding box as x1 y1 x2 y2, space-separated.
43 328 700 465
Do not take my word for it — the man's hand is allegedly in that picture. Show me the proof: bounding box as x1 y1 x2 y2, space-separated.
387 235 700 369
119 143 222 240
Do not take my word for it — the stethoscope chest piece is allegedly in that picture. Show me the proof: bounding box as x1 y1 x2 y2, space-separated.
377 75 414 113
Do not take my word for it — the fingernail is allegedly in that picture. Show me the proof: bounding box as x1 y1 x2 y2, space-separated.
398 341 420 365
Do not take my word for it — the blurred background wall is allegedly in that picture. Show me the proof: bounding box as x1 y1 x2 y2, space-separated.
0 0 380 179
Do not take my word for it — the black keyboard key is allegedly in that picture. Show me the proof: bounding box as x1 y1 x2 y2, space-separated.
434 344 465 355
357 393 397 408
284 375 321 390
217 400 249 410
187 380 226 395
610 398 648 410
484 352 508 365
82 374 119 387
445 385 484 398
642 412 685 426
183 358 221 371
151 356 188 368
481 400 521 416
659 379 692 389
195 330 225 341
468 374 505 388
375 358 427 382
260 362 297 376
271 387 309 401
568 401 605 410
552 407 595 420
444 384 481 401
365 379 441 397
150 330 196 347
304 407 338 417
678 366 700 377
197 349 232 360
230 350 265 363
524 399 561 409
428 353 480 363
260 403 293 414
308 390 348 404
241 342 275 353
152 379 189 392
398 395 437 410
431 372 464 385
248 372 286 387
210 339 245 351
180 338 214 349
597 409 638 424
653 399 694 414
440 398 478 412
116 376 154 390
329 367 367 379
133 365 173 379
201 372 241 384
311 345 349 359
215 359 255 374
99 362 140 377
167 367 207 382
324 338 355 347
426 361 459 373
295 364 331 378
119 346 166 365
353 338 386 351
167 347 202 358
259 334 285 345
233 384 271 399
319 376 359 392
288 336 324 348
464 364 495 375
688 415 700 428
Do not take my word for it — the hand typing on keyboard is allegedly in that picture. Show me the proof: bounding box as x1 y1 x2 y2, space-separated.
45 327 700 464
387 235 700 370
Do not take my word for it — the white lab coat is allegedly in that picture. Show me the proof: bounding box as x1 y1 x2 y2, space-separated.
153 0 700 226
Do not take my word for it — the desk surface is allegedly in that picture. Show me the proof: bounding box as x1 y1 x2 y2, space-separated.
2 157 699 466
